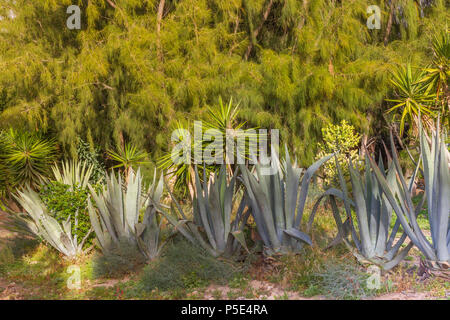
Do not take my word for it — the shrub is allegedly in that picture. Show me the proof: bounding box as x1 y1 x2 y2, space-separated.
40 181 94 248
77 139 106 183
139 240 239 292
316 120 361 186
314 262 372 300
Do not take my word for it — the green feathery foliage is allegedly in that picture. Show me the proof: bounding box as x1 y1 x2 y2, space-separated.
0 0 448 167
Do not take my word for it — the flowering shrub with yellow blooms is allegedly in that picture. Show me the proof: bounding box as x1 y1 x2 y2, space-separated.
316 120 362 186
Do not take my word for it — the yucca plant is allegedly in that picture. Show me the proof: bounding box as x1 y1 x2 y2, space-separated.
158 98 258 197
309 155 417 270
239 146 333 254
8 187 90 259
1 129 56 189
87 168 165 261
153 164 249 257
107 143 148 182
417 30 450 128
418 31 449 99
386 64 436 136
369 120 449 268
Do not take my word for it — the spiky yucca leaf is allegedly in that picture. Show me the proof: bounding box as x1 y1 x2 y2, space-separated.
2 129 56 189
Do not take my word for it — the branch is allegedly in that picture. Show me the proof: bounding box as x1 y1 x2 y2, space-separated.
244 0 274 60
105 0 117 9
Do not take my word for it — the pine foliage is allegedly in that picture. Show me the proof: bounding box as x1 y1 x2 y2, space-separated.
0 0 448 165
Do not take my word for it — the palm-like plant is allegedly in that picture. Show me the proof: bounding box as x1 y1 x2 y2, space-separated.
2 129 56 189
386 64 436 136
158 98 257 198
158 120 197 197
107 143 148 181
417 30 449 127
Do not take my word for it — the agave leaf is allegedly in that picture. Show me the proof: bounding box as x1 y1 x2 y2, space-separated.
294 153 334 227
231 230 249 253
283 228 313 246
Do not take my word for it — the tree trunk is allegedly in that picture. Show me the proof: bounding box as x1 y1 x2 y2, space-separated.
156 0 166 63
384 0 395 46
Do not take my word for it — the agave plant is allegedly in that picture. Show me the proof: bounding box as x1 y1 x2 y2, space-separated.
369 120 449 267
52 160 94 189
309 155 417 270
87 169 165 260
9 187 90 259
238 146 333 254
153 164 249 257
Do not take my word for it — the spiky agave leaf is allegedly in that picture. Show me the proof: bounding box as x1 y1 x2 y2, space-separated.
52 159 94 189
88 168 165 261
239 145 333 254
419 117 450 262
152 164 249 257
369 121 449 264
11 187 86 259
310 154 416 270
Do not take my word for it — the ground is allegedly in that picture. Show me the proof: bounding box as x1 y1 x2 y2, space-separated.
0 207 448 300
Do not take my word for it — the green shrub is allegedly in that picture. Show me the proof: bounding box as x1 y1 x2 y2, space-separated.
76 139 106 183
316 120 361 186
139 240 239 292
39 181 93 248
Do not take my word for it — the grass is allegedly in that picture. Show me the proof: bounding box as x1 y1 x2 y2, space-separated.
92 238 147 279
139 238 243 292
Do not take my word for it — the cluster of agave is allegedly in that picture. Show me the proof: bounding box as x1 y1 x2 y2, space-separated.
311 119 449 270
9 144 333 261
8 121 449 274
